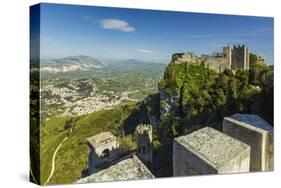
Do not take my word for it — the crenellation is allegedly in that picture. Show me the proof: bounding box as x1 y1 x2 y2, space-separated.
172 44 250 72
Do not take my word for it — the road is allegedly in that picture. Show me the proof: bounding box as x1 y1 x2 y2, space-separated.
44 136 69 185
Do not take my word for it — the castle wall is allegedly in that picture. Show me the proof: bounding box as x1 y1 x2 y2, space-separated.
88 143 119 173
172 52 201 64
223 114 274 171
171 45 250 72
203 56 230 72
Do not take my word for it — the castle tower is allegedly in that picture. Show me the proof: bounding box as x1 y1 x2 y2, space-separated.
223 45 232 69
231 45 249 70
86 132 119 174
135 124 153 169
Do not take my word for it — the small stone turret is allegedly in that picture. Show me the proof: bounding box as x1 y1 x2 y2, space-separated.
135 124 153 169
86 132 119 174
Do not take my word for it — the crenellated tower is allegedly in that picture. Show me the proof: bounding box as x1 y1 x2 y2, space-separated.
231 45 249 70
135 124 153 169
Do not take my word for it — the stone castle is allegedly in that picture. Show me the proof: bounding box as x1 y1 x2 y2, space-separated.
78 113 273 183
172 45 250 72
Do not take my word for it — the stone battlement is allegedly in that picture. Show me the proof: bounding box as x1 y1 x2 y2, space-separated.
136 124 152 136
172 44 250 72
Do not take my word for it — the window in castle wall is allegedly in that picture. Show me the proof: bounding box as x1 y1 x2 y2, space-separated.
101 149 110 158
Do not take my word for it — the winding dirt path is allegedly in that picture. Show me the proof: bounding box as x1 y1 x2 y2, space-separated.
44 137 68 185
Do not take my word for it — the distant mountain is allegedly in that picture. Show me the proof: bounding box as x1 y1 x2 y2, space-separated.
110 59 165 66
40 56 104 73
105 59 166 71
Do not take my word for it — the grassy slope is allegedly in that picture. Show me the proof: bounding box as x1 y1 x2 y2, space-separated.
40 103 142 185
40 116 69 184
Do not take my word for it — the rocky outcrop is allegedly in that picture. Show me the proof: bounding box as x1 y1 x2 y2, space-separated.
159 88 180 117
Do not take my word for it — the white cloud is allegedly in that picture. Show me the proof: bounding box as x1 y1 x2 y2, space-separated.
137 49 152 53
100 18 135 32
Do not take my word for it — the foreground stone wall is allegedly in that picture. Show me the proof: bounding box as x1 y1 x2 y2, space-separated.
173 127 250 176
77 155 154 183
223 114 273 171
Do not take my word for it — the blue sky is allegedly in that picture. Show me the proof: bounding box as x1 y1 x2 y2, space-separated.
37 3 274 64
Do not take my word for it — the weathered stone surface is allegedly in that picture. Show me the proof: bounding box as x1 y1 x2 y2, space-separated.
223 114 274 171
87 132 118 154
173 127 250 176
77 155 154 183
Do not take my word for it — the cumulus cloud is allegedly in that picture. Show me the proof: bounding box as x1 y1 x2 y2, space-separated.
137 49 152 53
100 18 135 32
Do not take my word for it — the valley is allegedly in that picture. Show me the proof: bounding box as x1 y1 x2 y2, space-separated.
40 57 166 118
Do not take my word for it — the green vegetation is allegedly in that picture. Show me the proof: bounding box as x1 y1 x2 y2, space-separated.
159 54 273 136
40 97 157 184
36 54 273 183
153 53 274 176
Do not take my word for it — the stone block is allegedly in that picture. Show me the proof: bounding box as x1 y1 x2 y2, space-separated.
173 127 250 176
77 155 154 183
223 114 274 171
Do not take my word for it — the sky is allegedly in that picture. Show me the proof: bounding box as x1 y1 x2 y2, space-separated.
34 3 274 64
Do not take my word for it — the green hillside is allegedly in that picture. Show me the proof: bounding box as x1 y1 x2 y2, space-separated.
152 54 273 176
40 94 159 184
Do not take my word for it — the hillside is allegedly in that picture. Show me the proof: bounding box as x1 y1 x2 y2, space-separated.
40 93 159 184
158 53 273 136
151 53 274 176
